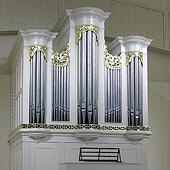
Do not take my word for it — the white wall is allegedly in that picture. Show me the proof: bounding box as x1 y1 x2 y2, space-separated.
0 75 10 170
148 49 170 170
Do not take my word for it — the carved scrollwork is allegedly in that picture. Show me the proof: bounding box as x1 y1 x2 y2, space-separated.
126 51 143 66
29 46 47 61
76 25 99 44
104 44 122 70
52 39 71 67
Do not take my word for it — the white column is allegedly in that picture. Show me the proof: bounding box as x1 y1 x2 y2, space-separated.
120 46 128 126
142 40 152 126
46 33 58 124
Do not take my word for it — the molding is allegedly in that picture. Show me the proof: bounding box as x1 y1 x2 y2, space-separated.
66 7 110 22
53 11 69 32
8 31 23 72
9 124 151 139
20 29 57 47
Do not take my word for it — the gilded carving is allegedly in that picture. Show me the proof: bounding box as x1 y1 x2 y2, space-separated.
104 44 122 70
52 38 71 67
74 124 101 130
29 46 47 61
126 51 143 66
9 124 150 137
76 25 99 44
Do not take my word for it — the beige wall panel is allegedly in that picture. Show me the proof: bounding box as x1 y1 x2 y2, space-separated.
148 82 162 170
0 75 10 170
66 0 165 47
161 83 170 170
0 0 59 31
148 49 170 82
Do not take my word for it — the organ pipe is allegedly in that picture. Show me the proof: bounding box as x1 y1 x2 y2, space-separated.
127 52 143 126
77 30 98 124
104 45 122 123
29 46 47 124
51 39 71 121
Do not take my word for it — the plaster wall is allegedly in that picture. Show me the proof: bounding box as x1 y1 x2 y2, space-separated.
148 49 170 170
0 75 10 170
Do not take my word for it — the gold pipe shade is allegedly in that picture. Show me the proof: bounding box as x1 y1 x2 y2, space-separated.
29 46 47 61
76 25 99 44
126 51 143 66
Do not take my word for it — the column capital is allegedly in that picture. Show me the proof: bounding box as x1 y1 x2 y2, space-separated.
20 29 58 47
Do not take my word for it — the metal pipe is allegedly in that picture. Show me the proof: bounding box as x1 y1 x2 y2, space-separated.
110 69 113 122
29 57 33 123
77 40 81 123
67 64 70 121
105 66 108 122
61 67 64 121
117 69 120 123
58 67 61 121
87 31 92 124
41 52 44 123
139 59 143 125
56 66 59 121
82 32 87 124
118 69 121 123
113 70 116 122
32 52 36 123
108 68 111 122
36 51 41 123
130 59 135 125
93 32 98 124
64 65 67 121
127 62 131 125
52 66 54 121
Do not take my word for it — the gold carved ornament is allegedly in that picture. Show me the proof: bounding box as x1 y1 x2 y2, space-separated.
9 124 150 137
29 46 47 61
52 39 71 67
126 51 143 66
76 25 99 44
104 44 122 70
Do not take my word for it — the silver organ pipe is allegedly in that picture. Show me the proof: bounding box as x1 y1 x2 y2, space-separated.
29 50 46 123
127 52 143 126
105 68 122 123
52 65 70 121
77 31 98 124
51 40 70 122
104 50 122 123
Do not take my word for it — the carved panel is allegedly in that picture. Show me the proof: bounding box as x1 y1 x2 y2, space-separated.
66 0 165 47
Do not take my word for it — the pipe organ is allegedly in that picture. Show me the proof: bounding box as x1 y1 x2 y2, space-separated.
52 40 70 121
104 46 122 123
77 27 98 124
8 7 152 170
29 46 47 123
127 52 143 126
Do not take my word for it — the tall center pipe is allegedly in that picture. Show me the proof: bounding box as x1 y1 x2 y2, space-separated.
77 31 98 124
